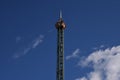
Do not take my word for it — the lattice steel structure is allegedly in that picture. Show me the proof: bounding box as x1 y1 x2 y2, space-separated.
55 12 66 80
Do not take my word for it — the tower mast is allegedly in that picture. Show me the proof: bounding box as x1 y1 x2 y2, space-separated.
55 11 66 80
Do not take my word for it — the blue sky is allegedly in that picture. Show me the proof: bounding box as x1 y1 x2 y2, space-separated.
0 0 120 80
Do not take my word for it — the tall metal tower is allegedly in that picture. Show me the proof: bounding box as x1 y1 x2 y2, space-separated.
55 11 66 80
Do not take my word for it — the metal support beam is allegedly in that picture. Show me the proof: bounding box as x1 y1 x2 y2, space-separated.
56 27 64 80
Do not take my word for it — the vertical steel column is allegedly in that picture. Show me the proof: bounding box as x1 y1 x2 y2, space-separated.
57 27 64 80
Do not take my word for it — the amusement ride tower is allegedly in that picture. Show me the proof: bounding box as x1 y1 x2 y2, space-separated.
55 11 66 80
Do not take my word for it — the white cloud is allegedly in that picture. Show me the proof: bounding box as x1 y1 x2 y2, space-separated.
66 48 80 60
13 35 44 59
77 45 120 80
32 35 44 48
100 45 104 48
93 45 105 50
75 77 87 80
88 71 102 80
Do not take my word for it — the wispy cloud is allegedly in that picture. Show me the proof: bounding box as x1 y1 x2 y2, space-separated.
13 35 44 59
77 45 120 80
32 35 44 48
75 77 87 80
66 48 80 60
93 45 105 50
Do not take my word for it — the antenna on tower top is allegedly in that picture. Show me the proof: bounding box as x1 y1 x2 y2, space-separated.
60 10 62 19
